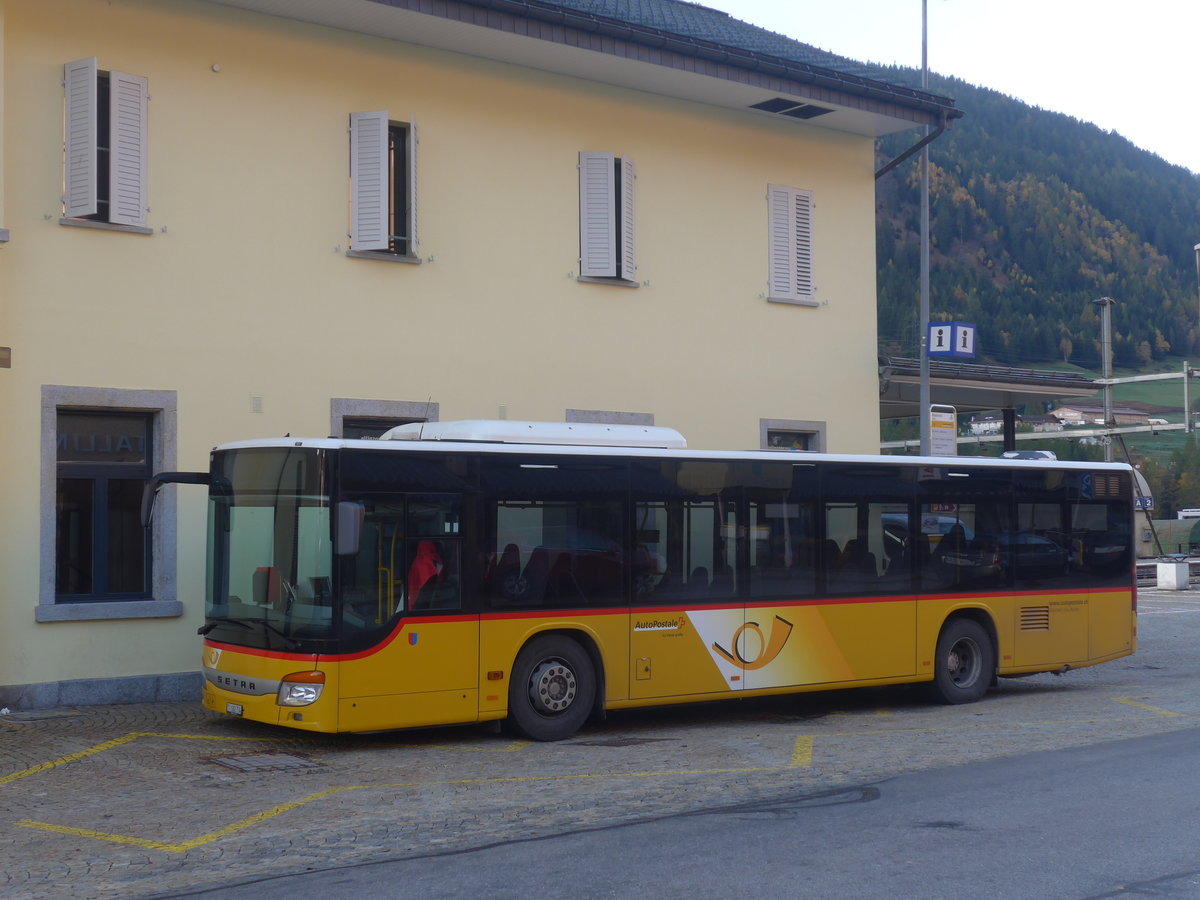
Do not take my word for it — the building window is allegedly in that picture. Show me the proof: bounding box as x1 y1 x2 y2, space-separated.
767 184 814 305
342 417 426 440
39 386 180 622
348 111 418 260
578 152 636 283
331 398 439 439
761 418 826 452
63 57 149 231
56 411 152 599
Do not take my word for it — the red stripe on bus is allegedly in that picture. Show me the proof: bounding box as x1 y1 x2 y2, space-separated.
208 583 1134 665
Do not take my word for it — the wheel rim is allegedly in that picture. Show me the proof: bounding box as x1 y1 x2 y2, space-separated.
528 658 577 715
946 636 982 688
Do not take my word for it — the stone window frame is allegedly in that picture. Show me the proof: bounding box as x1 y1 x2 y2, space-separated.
38 385 180 622
565 409 654 426
760 418 826 452
330 398 440 438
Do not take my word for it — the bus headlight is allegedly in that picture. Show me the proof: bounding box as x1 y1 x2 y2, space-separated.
277 671 325 706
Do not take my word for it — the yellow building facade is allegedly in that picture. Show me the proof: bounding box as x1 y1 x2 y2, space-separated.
0 0 956 705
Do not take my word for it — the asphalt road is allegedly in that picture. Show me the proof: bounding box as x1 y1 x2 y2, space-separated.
3 588 1199 899
186 725 1200 900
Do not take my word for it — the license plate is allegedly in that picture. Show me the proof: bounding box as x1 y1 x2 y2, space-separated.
226 703 244 716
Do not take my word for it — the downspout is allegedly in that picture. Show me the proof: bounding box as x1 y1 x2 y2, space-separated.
875 110 948 180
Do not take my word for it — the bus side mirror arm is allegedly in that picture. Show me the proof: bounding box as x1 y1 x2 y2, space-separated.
142 472 210 528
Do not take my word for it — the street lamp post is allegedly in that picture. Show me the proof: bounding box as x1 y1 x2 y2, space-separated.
918 0 931 454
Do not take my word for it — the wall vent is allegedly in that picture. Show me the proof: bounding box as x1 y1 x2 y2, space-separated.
750 97 834 120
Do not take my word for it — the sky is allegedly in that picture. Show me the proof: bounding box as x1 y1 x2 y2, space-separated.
703 1 1200 175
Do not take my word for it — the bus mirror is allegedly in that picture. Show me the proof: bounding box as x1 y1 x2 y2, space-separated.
336 502 365 556
141 471 210 528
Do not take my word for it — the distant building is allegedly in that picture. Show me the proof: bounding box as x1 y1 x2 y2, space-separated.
966 413 1063 435
1023 414 1065 433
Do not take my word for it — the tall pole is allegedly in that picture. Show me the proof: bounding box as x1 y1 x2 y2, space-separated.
1094 297 1116 462
1192 243 1199 433
918 0 931 454
1194 242 1200 329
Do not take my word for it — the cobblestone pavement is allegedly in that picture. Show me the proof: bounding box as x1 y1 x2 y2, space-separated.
3 590 1197 900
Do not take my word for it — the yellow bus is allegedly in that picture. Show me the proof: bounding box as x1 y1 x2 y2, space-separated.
151 420 1136 741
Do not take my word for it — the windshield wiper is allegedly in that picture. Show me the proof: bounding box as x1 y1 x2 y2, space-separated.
199 616 300 651
198 617 252 635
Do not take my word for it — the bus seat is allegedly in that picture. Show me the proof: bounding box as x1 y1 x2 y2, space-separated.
520 547 551 603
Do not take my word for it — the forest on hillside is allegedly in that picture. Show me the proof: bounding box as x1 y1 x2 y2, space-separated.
874 71 1200 372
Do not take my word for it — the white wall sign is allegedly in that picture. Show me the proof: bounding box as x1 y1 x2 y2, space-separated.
930 405 957 456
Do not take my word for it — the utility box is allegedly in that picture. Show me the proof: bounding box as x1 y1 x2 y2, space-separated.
1157 561 1191 590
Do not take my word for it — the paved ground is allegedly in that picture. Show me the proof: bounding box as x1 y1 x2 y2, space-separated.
3 589 1198 899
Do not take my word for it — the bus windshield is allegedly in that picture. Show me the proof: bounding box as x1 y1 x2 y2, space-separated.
205 447 335 651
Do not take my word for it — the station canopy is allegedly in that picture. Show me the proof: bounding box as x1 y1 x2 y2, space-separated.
878 356 1098 419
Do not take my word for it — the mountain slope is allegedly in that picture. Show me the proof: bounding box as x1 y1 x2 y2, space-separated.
875 71 1200 371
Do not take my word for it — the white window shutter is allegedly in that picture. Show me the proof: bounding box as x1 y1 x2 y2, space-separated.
579 152 616 277
350 111 389 251
618 156 636 281
407 120 418 258
768 184 814 302
791 188 814 296
109 70 148 227
64 57 98 218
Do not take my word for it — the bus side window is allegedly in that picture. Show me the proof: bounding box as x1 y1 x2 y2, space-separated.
748 499 817 598
633 500 737 602
486 498 624 608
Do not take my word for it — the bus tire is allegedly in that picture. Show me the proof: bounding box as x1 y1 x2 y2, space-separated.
930 617 994 704
507 635 595 741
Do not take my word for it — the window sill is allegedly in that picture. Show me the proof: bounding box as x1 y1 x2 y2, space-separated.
767 295 819 307
37 599 183 622
59 217 153 236
577 276 639 288
346 249 422 264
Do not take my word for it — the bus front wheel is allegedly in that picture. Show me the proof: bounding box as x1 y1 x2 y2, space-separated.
506 635 595 741
931 618 994 704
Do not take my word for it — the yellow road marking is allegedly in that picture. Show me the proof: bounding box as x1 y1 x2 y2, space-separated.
790 735 813 767
18 786 360 853
0 731 291 786
0 733 141 786
17 756 815 852
8 730 814 852
1113 697 1183 718
0 730 525 790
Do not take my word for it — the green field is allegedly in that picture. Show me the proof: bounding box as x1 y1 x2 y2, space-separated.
1048 356 1196 465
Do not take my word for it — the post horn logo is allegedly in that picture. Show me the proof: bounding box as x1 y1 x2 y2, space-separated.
711 615 794 670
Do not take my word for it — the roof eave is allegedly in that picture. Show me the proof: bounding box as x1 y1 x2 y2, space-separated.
201 0 958 135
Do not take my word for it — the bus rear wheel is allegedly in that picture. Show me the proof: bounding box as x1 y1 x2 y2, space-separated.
507 635 595 741
931 618 994 704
